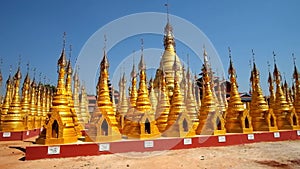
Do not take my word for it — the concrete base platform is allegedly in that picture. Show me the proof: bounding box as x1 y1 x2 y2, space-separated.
25 130 300 160
0 129 42 141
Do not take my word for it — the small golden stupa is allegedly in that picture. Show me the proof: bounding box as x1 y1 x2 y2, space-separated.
250 53 277 131
116 73 129 130
21 71 32 130
65 59 82 137
196 48 226 135
1 67 25 131
163 56 195 137
155 69 171 132
125 45 161 139
225 49 253 133
85 46 121 142
272 54 300 130
36 35 78 144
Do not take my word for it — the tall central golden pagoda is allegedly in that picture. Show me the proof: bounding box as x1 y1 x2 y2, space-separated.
36 35 78 144
153 12 182 98
86 45 121 142
225 49 253 133
292 54 300 125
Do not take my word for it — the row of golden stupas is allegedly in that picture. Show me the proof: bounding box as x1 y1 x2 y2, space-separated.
2 13 300 145
0 42 91 134
38 17 300 144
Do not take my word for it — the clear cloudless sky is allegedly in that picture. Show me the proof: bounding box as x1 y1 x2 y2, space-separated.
0 0 300 95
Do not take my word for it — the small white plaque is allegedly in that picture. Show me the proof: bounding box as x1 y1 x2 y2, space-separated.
47 146 60 155
218 136 226 143
274 132 280 138
3 132 11 137
247 134 255 140
183 138 192 145
297 130 300 136
26 131 30 136
99 143 110 151
144 141 154 148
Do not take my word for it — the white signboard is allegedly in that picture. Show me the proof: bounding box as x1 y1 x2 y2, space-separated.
3 132 11 138
26 131 30 136
297 130 300 136
183 138 192 145
47 146 60 155
218 136 226 143
99 143 110 151
274 132 280 138
144 141 154 148
247 134 255 140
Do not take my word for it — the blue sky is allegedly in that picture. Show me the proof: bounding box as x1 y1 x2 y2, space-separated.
1 0 300 95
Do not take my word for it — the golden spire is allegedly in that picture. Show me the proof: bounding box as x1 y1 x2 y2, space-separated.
154 2 182 96
292 53 300 112
0 75 13 124
73 66 82 125
149 78 158 112
268 61 275 108
155 69 170 132
250 50 268 113
129 57 138 107
227 48 244 113
135 43 152 112
116 73 129 129
272 52 289 111
30 79 37 129
1 66 25 131
21 67 31 129
65 58 82 136
185 59 199 130
35 83 43 128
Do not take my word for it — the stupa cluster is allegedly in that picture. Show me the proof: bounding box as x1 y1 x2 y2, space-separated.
0 36 91 143
1 17 300 145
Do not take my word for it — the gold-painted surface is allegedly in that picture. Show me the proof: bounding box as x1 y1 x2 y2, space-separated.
1 67 25 131
272 62 299 130
126 54 160 139
36 45 78 145
80 85 90 124
155 70 170 132
21 73 31 130
250 62 277 131
196 49 225 135
153 22 182 98
116 73 128 130
185 68 199 131
86 50 121 142
225 55 253 133
66 60 82 137
0 76 12 127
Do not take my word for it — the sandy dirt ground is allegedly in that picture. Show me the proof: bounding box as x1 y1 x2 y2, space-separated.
0 138 300 169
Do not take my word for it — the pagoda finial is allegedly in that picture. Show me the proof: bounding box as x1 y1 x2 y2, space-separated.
69 44 72 60
63 32 66 49
273 51 277 64
252 49 255 63
138 39 145 70
165 0 170 24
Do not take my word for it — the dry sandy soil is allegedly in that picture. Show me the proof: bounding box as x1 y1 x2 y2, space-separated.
1 138 300 169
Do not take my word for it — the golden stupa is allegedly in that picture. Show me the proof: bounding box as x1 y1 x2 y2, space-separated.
250 53 277 131
125 45 161 139
0 67 25 131
225 49 253 133
163 56 195 137
36 36 78 144
85 47 121 142
271 54 300 130
196 48 226 135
